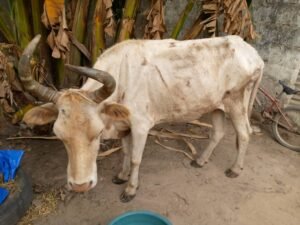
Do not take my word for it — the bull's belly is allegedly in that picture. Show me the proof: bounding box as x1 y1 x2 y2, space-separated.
154 102 224 124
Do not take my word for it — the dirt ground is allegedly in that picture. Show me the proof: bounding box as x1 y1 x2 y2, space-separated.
1 118 300 225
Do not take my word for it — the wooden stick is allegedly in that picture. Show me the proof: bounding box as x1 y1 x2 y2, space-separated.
183 139 197 156
163 128 208 139
6 136 58 140
188 120 213 128
149 130 183 139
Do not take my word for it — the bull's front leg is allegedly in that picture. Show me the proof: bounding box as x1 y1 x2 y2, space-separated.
112 134 132 184
120 123 151 203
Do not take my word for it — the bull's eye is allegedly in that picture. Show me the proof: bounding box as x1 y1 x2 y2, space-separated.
61 109 66 114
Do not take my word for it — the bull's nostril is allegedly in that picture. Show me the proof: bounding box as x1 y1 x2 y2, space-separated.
89 180 93 187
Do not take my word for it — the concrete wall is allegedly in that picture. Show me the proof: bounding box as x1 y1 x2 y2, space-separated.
251 0 300 105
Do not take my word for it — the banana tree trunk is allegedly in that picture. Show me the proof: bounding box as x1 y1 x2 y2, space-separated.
90 0 106 64
31 0 54 84
116 0 140 42
66 0 90 87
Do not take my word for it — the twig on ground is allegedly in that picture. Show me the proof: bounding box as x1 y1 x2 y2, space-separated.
6 136 58 140
154 139 194 160
164 128 208 139
97 146 122 158
149 130 183 139
188 120 213 128
183 139 198 157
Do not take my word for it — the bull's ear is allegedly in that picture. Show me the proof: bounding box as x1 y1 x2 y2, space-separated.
23 103 58 126
100 103 130 121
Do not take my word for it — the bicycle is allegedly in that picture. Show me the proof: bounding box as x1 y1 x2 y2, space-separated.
255 80 300 152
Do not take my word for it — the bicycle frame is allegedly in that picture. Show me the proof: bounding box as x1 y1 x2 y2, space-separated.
258 87 294 129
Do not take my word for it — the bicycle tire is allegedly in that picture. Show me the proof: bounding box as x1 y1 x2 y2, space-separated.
0 168 33 225
272 106 300 152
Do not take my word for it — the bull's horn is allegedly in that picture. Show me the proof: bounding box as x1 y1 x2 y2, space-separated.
18 34 59 102
65 64 116 102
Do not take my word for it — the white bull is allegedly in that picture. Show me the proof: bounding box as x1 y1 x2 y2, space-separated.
20 35 263 202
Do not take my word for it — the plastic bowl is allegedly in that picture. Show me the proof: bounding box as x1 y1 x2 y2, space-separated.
108 210 172 225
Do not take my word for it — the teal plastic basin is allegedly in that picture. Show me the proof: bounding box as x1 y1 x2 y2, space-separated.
108 210 172 225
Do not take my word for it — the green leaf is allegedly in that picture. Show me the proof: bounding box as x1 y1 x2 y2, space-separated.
0 0 17 43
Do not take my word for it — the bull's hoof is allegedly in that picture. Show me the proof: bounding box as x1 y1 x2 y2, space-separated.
112 176 128 185
190 160 203 168
120 191 135 203
225 169 240 178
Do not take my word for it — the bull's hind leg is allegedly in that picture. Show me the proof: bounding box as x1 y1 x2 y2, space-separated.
112 134 132 184
225 101 250 178
192 109 225 167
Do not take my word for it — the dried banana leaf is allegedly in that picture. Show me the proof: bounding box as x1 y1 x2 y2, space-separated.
0 51 16 113
144 0 166 39
103 0 116 37
42 0 65 28
184 0 255 40
223 0 255 40
42 0 70 59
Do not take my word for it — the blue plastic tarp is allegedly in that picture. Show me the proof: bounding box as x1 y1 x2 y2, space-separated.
0 150 24 205
0 187 9 204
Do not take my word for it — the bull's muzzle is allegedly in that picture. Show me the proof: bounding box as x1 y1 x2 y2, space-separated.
69 181 93 192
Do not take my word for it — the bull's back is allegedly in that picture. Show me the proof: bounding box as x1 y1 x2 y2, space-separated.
134 36 263 122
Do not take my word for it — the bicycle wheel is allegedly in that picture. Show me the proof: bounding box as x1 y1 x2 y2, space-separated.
272 106 300 152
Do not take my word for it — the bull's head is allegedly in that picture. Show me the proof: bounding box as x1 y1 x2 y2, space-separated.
19 35 129 192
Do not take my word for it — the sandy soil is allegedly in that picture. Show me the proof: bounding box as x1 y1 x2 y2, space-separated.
1 118 300 225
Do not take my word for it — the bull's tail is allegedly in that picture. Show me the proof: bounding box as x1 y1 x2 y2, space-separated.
246 66 264 134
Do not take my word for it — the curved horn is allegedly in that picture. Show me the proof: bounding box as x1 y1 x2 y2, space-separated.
18 35 59 102
65 64 116 102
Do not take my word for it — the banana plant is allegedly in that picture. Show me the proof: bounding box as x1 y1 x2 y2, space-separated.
144 0 166 39
0 0 32 48
116 0 140 42
0 1 17 44
184 0 255 40
171 0 196 39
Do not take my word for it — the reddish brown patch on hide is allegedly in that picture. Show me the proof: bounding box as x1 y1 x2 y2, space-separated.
169 42 176 48
141 58 147 65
